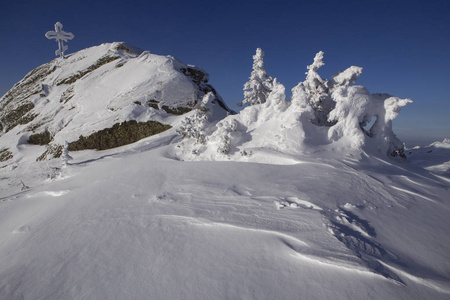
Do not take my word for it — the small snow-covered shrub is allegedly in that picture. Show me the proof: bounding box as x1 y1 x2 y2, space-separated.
177 107 209 144
176 93 238 159
61 141 73 166
177 92 219 145
214 119 238 155
177 106 209 145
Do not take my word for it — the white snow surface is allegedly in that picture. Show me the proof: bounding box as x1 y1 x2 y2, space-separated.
0 129 449 299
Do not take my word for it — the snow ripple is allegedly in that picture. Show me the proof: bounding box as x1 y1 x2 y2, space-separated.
323 207 404 284
27 190 70 198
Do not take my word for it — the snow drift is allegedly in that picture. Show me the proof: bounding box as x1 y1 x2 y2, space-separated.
176 50 412 163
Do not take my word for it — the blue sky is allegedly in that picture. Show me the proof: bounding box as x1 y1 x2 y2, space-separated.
1 0 449 146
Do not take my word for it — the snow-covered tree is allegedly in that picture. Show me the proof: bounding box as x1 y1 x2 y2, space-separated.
238 48 273 107
214 119 238 155
177 93 215 144
290 80 321 142
328 66 363 92
291 82 309 109
328 86 372 148
176 49 412 160
61 141 73 167
326 66 367 147
368 94 412 157
303 51 335 126
265 78 287 110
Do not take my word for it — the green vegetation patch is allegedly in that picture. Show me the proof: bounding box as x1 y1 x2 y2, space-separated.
115 43 135 54
161 105 192 115
116 61 126 68
37 144 63 161
147 100 193 115
0 64 56 109
68 120 172 151
18 113 38 126
1 102 35 132
180 67 208 85
57 55 120 85
147 99 159 110
25 117 50 133
60 86 74 103
28 130 52 145
0 148 13 162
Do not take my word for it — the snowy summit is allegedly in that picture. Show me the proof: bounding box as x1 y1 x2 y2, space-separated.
0 43 449 300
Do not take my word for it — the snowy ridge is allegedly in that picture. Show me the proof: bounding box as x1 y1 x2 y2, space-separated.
406 138 450 176
0 42 229 165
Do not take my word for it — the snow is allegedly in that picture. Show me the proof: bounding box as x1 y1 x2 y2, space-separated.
406 138 450 176
0 45 449 299
239 48 273 107
0 42 226 164
183 51 414 161
1 128 449 299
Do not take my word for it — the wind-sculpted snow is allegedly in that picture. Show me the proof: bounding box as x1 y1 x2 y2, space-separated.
0 128 449 299
177 51 411 162
323 207 404 283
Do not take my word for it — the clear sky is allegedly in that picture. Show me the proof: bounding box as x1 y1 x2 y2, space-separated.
1 0 449 146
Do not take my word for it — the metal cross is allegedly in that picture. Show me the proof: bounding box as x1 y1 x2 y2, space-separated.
45 22 74 59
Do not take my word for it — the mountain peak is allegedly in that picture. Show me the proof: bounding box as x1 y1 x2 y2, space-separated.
0 42 231 164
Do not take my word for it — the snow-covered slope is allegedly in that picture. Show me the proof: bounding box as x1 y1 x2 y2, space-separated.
406 139 450 176
0 42 230 164
0 130 449 299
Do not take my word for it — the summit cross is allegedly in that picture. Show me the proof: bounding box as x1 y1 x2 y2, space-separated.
45 22 74 59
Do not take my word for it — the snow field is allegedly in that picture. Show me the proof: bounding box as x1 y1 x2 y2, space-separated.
1 133 449 299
